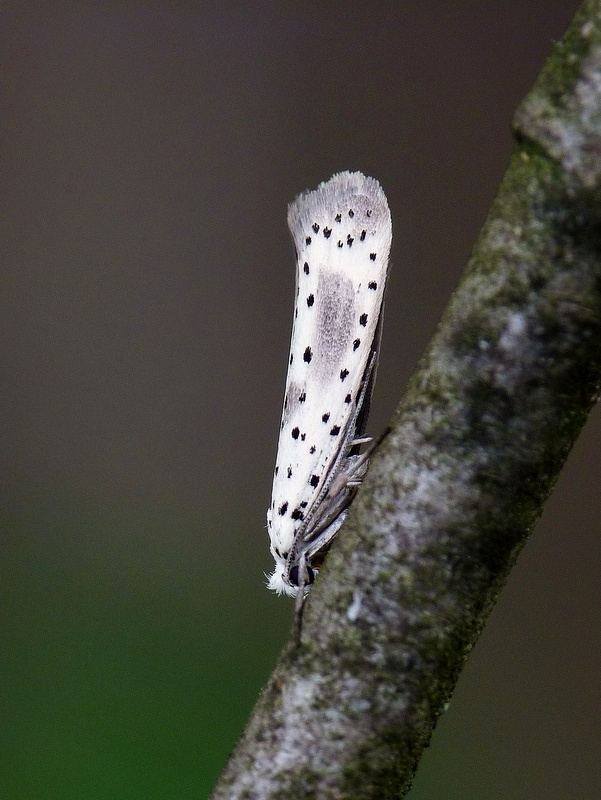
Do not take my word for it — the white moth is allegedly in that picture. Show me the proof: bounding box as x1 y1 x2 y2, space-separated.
267 171 392 599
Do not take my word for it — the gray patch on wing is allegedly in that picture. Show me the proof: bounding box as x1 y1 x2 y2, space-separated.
315 271 355 377
349 192 386 234
282 381 303 426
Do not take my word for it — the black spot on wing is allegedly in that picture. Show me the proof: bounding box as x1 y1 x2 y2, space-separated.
360 230 366 241
310 475 319 488
291 509 304 521
304 262 310 275
303 346 313 363
347 235 353 247
278 502 288 516
307 294 314 307
306 236 312 245
312 223 319 233
368 281 377 290
370 253 376 261
322 412 330 423
292 427 300 439
287 467 292 478
353 338 360 350
323 227 331 239
335 213 341 223
340 369 349 381
330 425 341 436
359 313 368 326
299 391 306 402
345 393 351 404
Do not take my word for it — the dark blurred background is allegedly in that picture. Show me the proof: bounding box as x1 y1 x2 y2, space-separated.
1 4 599 798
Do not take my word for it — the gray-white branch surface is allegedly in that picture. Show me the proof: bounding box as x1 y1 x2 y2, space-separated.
212 3 601 797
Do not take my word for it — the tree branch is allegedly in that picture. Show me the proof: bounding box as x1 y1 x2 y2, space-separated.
212 2 601 797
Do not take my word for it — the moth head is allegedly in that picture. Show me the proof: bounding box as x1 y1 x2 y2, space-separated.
267 560 298 597
288 563 315 589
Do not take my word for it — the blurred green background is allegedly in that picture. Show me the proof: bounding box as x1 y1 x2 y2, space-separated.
1 3 599 798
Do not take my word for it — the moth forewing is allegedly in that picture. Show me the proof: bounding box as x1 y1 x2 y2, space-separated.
267 171 392 598
296 346 378 543
286 346 378 583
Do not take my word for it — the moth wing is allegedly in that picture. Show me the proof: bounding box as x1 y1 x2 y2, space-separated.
267 171 392 589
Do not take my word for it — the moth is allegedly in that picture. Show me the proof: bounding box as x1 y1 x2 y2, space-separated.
266 171 392 605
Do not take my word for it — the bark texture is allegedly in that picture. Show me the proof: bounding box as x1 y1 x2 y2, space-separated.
212 2 601 797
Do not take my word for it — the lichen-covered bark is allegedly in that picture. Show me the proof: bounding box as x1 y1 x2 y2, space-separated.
211 3 601 798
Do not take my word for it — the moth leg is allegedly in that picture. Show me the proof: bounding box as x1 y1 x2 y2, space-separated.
293 555 311 646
